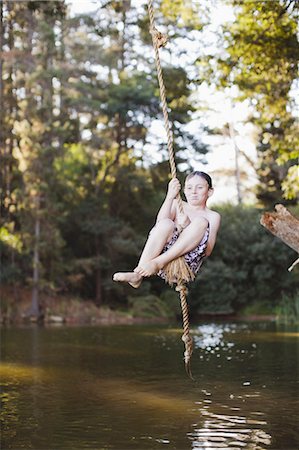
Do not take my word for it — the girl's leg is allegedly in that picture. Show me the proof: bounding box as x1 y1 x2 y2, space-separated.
136 217 208 277
113 218 176 287
137 218 176 268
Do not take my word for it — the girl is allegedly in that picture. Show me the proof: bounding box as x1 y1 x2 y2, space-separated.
113 171 221 288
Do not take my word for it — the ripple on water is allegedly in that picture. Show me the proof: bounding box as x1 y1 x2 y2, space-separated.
193 323 248 353
188 408 271 449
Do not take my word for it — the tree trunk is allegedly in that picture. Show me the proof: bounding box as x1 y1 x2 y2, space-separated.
95 236 102 306
30 197 41 318
229 122 242 205
260 204 299 271
0 1 3 138
0 0 3 321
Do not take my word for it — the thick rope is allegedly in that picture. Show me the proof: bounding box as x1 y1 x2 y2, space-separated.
176 283 194 379
148 0 183 214
148 0 194 377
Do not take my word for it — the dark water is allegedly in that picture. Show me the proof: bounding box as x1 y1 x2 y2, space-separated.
1 321 298 449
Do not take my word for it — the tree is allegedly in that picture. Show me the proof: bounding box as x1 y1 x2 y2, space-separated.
55 0 209 305
1 0 212 314
201 0 299 205
0 1 68 317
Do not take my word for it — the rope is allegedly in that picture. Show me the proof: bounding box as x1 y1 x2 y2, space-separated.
148 0 184 215
176 284 194 379
148 0 194 378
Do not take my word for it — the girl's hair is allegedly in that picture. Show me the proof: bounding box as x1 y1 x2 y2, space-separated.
185 171 213 189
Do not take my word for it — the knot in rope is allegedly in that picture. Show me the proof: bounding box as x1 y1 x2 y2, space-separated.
181 333 193 350
175 283 188 296
149 26 168 48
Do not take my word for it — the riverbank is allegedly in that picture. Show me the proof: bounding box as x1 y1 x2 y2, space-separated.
0 286 169 326
0 286 294 326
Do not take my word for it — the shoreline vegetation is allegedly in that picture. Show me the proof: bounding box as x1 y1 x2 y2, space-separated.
0 286 169 326
1 2 298 331
2 285 295 327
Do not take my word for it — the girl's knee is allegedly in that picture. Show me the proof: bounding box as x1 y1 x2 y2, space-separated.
150 218 175 236
156 218 175 231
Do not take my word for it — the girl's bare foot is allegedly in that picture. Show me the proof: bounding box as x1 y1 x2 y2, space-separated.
134 258 162 277
113 272 142 288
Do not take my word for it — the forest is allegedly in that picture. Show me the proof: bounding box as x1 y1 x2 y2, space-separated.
1 0 298 323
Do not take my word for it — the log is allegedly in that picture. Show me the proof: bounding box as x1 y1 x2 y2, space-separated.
260 204 299 271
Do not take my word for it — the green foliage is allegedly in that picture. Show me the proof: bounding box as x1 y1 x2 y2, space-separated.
240 300 274 317
160 0 203 28
1 0 298 321
107 72 159 118
0 226 22 253
160 289 185 318
203 0 299 205
281 164 299 200
189 205 299 315
275 290 299 324
128 292 179 319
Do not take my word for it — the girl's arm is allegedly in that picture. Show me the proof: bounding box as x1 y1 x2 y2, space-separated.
156 178 180 222
205 212 221 257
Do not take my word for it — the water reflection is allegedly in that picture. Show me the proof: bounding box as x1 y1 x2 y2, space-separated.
192 322 259 373
193 323 239 351
1 322 298 449
193 322 254 351
190 408 271 448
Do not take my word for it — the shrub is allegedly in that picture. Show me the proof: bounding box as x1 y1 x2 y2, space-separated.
189 205 299 315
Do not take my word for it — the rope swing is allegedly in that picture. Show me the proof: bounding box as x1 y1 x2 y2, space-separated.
148 0 194 378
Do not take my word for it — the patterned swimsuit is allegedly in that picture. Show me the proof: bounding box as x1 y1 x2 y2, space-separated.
158 224 210 281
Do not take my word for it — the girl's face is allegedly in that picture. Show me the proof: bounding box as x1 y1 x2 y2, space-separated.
184 175 212 206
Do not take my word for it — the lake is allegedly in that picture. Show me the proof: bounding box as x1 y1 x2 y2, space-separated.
1 321 298 449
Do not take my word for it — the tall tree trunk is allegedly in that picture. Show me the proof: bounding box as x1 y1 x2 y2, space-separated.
0 1 3 145
30 196 41 318
0 0 4 214
0 0 3 317
95 235 102 306
120 0 130 71
229 122 242 205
